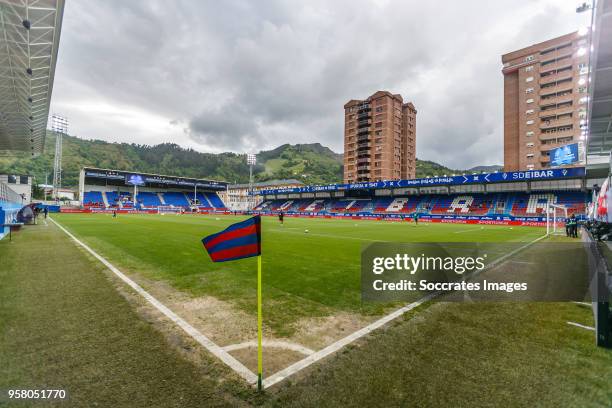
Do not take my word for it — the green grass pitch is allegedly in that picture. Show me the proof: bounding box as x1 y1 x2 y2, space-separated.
52 213 546 336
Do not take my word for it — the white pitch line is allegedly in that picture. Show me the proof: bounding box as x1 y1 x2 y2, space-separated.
567 321 596 331
224 340 315 356
262 233 548 389
271 229 376 242
262 292 437 389
49 217 258 385
452 226 483 234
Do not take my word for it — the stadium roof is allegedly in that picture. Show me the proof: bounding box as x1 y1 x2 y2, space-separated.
587 0 612 164
0 0 64 156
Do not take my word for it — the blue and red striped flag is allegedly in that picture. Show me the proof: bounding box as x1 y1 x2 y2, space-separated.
202 216 262 262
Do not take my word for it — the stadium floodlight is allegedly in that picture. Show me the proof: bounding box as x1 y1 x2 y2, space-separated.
50 114 68 200
246 153 257 211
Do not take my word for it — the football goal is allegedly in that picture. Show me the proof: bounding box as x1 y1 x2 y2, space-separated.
546 203 568 235
157 206 182 215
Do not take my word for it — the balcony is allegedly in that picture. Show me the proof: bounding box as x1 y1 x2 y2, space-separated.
538 106 573 118
539 56 572 71
539 128 575 141
357 143 371 150
540 140 567 150
539 94 573 107
539 72 573 87
357 127 369 135
357 112 370 120
540 117 574 129
357 120 371 129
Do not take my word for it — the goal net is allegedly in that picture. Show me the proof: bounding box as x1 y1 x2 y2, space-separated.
157 205 182 215
546 203 568 235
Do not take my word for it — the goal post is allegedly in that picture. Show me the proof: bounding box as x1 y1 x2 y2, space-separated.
157 205 182 215
546 203 568 235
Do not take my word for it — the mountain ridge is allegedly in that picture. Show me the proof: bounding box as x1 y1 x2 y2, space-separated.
0 133 490 188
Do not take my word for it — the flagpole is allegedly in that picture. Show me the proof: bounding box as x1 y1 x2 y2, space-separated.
257 254 263 391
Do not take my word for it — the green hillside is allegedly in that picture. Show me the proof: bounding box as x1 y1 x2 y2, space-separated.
0 132 257 187
256 143 343 185
0 132 472 188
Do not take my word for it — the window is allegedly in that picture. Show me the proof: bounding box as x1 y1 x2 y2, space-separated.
578 86 587 93
525 87 534 94
526 164 535 170
524 55 534 62
526 109 534 115
526 142 534 147
525 76 534 82
526 120 534 125
525 66 534 72
526 131 534 136
526 153 534 159
526 98 534 104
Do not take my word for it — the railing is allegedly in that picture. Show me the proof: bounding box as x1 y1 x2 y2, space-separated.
0 181 22 206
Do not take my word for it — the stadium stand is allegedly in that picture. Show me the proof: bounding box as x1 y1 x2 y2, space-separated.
254 191 587 219
204 192 226 209
0 182 23 240
83 191 105 208
162 192 190 207
136 192 162 208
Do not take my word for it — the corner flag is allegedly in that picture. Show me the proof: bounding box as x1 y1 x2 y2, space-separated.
201 215 265 391
202 216 261 262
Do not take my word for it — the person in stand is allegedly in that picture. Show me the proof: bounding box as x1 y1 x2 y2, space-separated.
278 210 284 225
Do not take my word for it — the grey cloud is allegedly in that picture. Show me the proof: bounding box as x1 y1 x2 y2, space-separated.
189 105 264 151
51 0 588 168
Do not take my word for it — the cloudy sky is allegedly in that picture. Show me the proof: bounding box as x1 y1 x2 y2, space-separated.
50 0 588 169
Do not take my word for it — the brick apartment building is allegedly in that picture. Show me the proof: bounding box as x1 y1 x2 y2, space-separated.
502 31 589 171
343 91 417 183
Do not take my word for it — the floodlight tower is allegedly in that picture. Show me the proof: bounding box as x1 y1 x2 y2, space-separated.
247 153 257 211
51 114 68 200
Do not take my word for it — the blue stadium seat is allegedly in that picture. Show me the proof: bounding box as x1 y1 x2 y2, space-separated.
162 192 190 207
136 192 161 208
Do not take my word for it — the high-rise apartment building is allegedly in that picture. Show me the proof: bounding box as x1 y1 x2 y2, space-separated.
502 32 589 171
343 91 417 183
